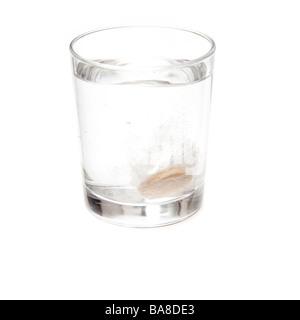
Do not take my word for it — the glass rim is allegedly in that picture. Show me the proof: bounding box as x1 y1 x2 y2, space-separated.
69 26 216 71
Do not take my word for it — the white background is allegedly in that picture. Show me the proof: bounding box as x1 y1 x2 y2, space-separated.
0 0 300 300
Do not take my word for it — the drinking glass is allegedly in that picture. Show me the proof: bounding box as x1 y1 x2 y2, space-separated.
70 26 215 227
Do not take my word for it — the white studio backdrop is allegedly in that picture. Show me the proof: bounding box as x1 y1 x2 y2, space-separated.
0 0 300 300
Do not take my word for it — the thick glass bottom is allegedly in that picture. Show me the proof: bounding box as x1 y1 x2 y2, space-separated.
84 187 203 228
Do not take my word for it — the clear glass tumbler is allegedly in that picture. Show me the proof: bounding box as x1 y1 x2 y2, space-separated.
70 26 215 227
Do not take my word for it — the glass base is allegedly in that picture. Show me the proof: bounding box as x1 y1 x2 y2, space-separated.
84 188 203 228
